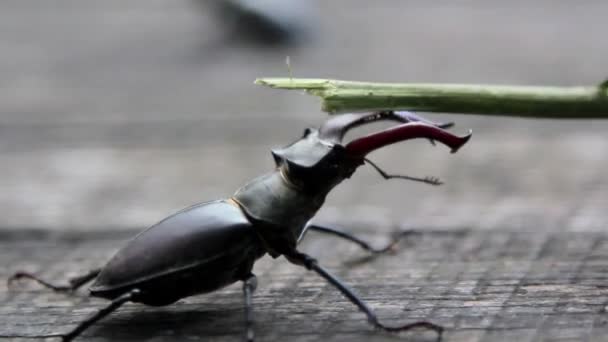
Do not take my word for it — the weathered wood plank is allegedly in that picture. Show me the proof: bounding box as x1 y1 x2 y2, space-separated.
2 229 608 341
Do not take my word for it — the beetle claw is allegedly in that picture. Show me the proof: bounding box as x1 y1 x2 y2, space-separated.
424 176 443 186
374 320 444 341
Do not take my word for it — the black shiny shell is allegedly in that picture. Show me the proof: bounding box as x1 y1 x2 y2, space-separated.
271 129 334 169
90 200 259 294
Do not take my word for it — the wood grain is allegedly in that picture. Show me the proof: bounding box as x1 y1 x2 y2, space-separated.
3 229 608 341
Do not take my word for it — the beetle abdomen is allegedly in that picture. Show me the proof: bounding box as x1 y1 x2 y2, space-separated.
90 200 264 299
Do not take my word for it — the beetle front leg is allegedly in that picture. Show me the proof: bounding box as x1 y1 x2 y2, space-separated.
7 268 101 293
285 251 443 340
242 273 258 342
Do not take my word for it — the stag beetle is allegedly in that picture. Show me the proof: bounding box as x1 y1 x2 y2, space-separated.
8 111 471 341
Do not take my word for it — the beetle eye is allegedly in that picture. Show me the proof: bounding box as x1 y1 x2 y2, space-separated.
302 127 312 137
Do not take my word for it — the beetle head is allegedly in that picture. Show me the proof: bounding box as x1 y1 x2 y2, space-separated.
271 128 360 192
272 111 471 193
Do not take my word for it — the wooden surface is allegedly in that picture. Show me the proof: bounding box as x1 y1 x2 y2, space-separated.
2 1 608 341
3 229 608 341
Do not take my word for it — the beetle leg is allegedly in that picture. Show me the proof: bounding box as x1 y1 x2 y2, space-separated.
305 224 400 254
286 251 443 340
364 158 443 186
242 273 258 342
62 288 142 342
7 268 101 293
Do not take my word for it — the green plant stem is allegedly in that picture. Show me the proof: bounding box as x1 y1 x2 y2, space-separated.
255 78 608 118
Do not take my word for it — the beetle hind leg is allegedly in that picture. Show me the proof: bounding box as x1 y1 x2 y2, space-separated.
7 268 101 293
62 288 142 342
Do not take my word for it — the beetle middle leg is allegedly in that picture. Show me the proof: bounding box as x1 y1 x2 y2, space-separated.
305 224 401 254
286 251 443 340
304 224 423 256
7 268 101 293
242 273 258 342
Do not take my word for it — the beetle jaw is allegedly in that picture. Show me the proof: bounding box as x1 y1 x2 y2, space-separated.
271 119 472 193
345 122 472 157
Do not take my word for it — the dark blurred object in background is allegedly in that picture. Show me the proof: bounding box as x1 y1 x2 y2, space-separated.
209 0 318 45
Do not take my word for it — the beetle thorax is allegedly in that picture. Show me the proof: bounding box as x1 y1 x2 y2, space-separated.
231 129 362 253
233 169 327 229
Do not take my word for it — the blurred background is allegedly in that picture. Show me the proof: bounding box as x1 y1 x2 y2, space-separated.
1 0 607 234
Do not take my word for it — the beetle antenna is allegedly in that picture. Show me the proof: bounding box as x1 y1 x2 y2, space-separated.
364 158 443 186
